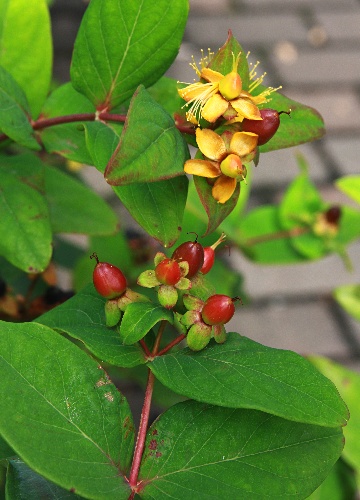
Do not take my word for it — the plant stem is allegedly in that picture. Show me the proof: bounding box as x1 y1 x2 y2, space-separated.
128 369 155 492
244 225 309 246
139 339 152 358
157 334 186 356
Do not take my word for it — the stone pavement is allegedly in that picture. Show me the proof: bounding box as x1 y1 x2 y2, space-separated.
50 0 360 370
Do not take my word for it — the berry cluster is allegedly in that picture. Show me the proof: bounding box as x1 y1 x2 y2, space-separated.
91 233 240 351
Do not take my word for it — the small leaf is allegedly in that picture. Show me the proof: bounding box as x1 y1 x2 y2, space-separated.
309 356 360 474
238 205 307 264
105 86 189 185
6 459 82 499
0 0 52 117
139 400 344 499
149 333 348 427
0 167 52 273
0 321 134 499
37 284 146 368
307 459 357 500
70 0 188 108
257 90 325 152
0 435 14 460
119 302 173 345
0 66 39 149
333 284 360 322
193 175 240 236
336 175 360 205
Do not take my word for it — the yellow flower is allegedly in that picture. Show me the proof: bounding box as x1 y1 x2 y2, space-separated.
178 51 280 125
184 128 258 203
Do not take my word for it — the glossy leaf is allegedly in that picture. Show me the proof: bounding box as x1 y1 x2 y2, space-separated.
149 333 348 427
37 284 146 368
6 459 82 499
40 83 96 163
0 168 52 273
333 284 360 322
0 0 52 117
0 435 14 461
309 356 360 474
257 90 325 152
193 175 240 236
307 459 357 500
139 400 344 499
208 30 250 90
238 205 307 264
85 119 189 248
119 302 173 345
336 175 360 205
105 86 189 185
71 0 188 109
0 321 134 499
0 66 39 149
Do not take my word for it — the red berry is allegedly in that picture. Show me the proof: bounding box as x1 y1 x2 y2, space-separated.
201 294 236 326
242 108 290 146
325 206 341 225
91 253 127 299
155 258 181 286
172 236 204 278
200 233 226 275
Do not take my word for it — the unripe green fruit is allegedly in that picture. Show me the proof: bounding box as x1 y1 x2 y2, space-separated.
219 71 242 100
105 299 121 327
201 294 236 326
186 323 212 351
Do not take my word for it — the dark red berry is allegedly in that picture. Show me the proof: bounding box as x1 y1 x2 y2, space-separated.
325 206 341 225
200 233 226 275
155 258 181 286
242 108 290 146
172 235 204 278
91 253 127 299
201 294 236 326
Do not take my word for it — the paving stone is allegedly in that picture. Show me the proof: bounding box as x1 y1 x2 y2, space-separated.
189 0 232 14
227 301 351 358
230 241 360 300
185 13 307 48
254 143 328 186
272 49 360 86
286 89 360 133
315 12 360 42
324 137 360 176
237 0 359 8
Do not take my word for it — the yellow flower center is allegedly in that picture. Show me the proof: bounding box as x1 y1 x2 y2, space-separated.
220 154 247 180
218 53 242 100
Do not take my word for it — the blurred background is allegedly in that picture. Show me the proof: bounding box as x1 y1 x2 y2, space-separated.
50 0 360 370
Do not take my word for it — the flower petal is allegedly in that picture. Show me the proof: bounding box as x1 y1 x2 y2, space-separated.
184 159 220 178
201 94 229 123
212 175 237 204
229 132 258 157
196 128 227 161
231 97 262 120
200 67 224 83
178 83 205 103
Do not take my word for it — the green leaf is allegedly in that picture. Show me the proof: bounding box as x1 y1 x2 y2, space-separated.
193 175 240 236
105 86 189 185
139 401 344 499
0 168 52 273
71 0 188 108
333 284 360 322
258 91 325 152
0 435 14 461
238 205 307 264
6 458 82 499
307 459 357 500
85 118 189 248
114 176 189 248
0 0 52 117
37 284 146 368
0 66 40 149
148 76 184 117
119 302 173 345
336 175 360 205
208 30 250 90
0 321 134 499
45 165 118 235
149 333 349 427
309 356 360 475
40 83 96 163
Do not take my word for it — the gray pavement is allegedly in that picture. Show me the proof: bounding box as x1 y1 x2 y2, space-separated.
51 1 360 370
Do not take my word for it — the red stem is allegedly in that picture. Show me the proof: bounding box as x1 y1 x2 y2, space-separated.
139 339 151 358
157 334 186 356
